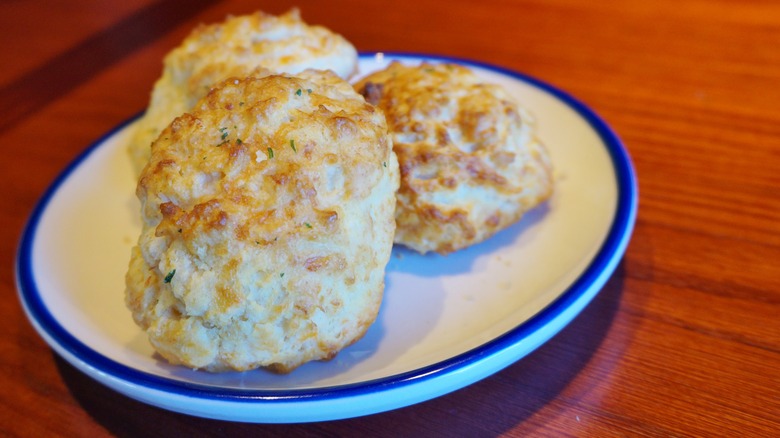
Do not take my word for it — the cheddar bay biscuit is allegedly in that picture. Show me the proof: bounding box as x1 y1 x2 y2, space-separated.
128 9 358 175
355 62 553 254
125 70 399 372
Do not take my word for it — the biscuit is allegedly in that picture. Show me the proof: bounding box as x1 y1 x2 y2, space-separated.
355 62 553 254
128 9 358 175
125 70 399 372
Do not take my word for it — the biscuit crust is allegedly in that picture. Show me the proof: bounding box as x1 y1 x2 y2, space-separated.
126 70 399 372
128 9 358 176
355 62 553 254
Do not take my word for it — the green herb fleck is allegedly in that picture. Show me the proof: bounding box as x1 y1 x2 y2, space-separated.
217 127 229 146
296 88 302 96
236 138 243 145
290 139 297 152
383 161 387 167
239 101 245 106
164 269 176 283
304 222 312 229
267 147 274 158
280 272 285 278
307 88 312 94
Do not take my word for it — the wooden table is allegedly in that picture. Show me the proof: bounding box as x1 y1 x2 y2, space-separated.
2 0 778 435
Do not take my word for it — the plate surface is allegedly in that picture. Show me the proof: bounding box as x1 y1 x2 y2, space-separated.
16 53 637 423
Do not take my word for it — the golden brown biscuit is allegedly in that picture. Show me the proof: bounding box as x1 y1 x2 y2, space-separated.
355 62 553 254
128 9 358 175
125 70 399 373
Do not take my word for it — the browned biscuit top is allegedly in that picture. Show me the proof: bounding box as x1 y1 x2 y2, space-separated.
355 62 553 254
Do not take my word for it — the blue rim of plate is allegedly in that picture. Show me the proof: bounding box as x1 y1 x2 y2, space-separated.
15 52 637 409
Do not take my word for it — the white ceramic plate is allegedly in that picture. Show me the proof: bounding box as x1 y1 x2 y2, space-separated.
16 53 637 423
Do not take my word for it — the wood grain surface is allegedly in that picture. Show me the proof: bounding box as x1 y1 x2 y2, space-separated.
1 0 778 436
